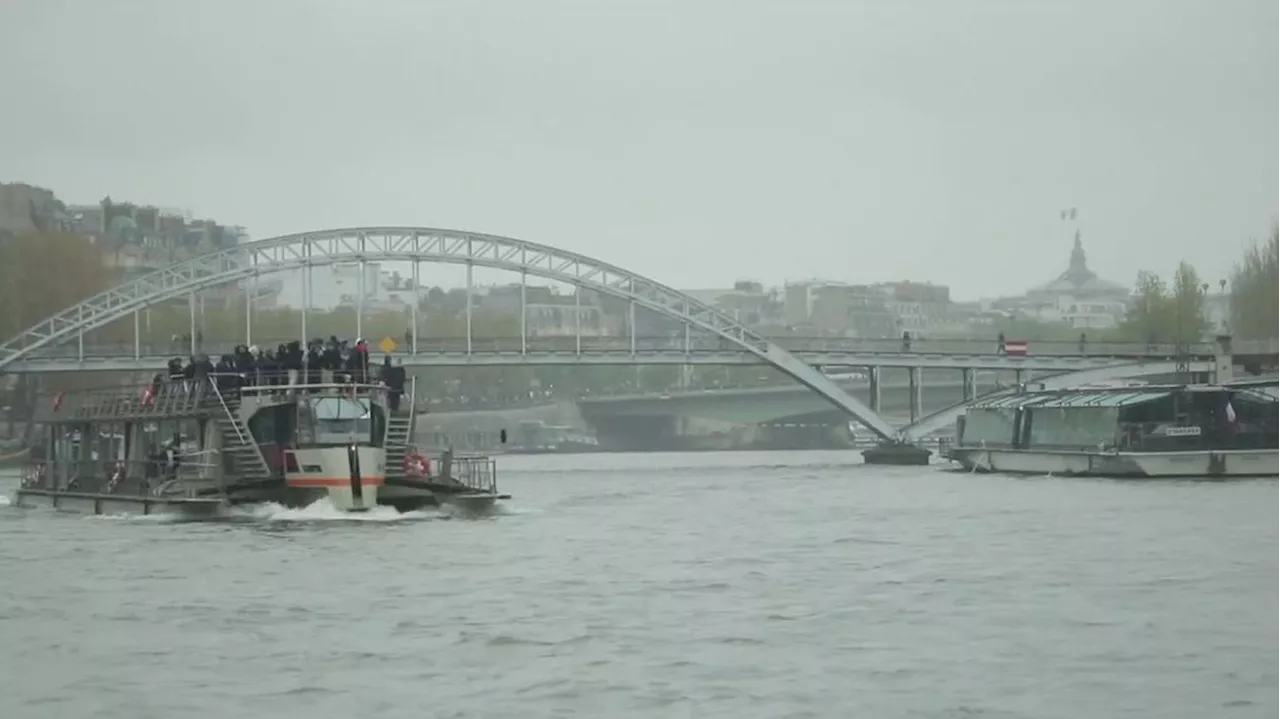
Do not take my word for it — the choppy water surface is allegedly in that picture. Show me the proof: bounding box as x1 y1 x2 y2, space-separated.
0 452 1275 719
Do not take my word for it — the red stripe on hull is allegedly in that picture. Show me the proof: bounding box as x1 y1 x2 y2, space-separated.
286 477 386 488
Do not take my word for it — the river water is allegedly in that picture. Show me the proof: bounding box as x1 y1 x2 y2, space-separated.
0 452 1275 719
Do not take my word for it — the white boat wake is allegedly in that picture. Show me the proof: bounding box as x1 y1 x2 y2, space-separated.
230 497 435 522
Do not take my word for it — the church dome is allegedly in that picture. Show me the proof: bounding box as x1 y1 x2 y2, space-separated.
1029 232 1128 296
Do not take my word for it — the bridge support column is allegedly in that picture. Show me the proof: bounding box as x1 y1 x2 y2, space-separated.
908 367 922 423
961 368 976 402
867 367 881 414
861 439 931 466
1214 334 1233 383
862 365 931 466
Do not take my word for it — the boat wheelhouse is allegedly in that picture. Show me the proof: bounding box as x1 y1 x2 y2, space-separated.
943 382 1278 478
14 375 509 515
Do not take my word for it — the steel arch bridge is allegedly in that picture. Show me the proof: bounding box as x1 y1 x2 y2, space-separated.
0 226 904 438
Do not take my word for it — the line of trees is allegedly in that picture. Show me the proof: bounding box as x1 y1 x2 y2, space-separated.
1113 261 1213 345
1228 226 1278 340
0 232 117 344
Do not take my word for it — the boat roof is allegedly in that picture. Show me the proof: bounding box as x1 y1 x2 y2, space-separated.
971 383 1279 411
972 389 1172 410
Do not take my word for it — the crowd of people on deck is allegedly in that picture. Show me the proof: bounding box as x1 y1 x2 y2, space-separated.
154 336 409 410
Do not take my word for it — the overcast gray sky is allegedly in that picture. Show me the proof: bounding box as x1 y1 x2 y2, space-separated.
2 0 1275 299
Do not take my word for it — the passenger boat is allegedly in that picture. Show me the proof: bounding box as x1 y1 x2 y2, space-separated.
942 381 1278 478
12 375 510 516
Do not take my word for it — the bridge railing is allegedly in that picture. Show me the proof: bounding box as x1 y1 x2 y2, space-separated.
8 335 1266 361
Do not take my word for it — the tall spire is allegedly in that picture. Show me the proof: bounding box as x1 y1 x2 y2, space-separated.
1068 230 1087 274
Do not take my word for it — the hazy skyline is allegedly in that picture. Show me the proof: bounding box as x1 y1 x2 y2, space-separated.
2 0 1276 300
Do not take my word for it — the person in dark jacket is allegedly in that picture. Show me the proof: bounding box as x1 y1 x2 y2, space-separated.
383 356 407 412
306 341 324 387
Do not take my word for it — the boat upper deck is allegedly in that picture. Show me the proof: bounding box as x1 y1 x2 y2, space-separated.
35 376 396 425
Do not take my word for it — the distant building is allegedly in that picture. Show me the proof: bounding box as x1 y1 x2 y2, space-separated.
676 281 783 332
998 233 1129 329
0 183 72 235
873 281 952 335
478 284 614 337
783 280 898 337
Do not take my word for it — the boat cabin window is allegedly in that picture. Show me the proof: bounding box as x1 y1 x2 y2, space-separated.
297 396 386 448
959 408 1018 447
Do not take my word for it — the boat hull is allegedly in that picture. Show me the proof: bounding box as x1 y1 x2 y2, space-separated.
282 446 384 512
13 488 226 516
11 480 509 518
380 477 509 513
946 447 1279 478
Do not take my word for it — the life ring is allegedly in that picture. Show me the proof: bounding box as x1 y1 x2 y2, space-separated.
105 462 126 493
404 452 430 478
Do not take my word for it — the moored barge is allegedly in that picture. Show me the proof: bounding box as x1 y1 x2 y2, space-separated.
943 382 1278 478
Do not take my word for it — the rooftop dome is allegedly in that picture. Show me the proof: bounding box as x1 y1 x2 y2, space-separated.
1030 232 1128 296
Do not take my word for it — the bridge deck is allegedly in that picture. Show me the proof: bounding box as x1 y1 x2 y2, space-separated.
1 348 1232 374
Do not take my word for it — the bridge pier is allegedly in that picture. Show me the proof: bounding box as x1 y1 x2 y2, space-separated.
908 367 922 423
861 440 932 466
867 367 881 413
862 366 931 467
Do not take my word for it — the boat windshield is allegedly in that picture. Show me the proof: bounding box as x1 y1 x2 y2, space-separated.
311 397 371 426
297 396 386 447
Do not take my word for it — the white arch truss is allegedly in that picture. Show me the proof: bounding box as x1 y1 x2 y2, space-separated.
0 226 900 439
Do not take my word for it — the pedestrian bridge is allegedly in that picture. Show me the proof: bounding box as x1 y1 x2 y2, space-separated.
0 225 1267 442
0 336 1222 373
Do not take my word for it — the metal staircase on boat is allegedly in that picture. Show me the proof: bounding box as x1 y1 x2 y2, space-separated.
383 378 416 481
209 384 274 483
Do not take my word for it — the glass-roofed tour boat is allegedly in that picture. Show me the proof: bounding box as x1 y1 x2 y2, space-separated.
942 380 1278 478
13 373 510 516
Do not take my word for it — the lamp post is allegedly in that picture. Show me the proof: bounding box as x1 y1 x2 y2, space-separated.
1218 278 1228 332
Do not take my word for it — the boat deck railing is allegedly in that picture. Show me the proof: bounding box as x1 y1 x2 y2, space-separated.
209 373 393 400
450 455 499 494
44 381 221 422
40 375 400 424
21 454 222 495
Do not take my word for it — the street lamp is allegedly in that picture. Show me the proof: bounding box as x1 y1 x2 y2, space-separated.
1218 278 1229 332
